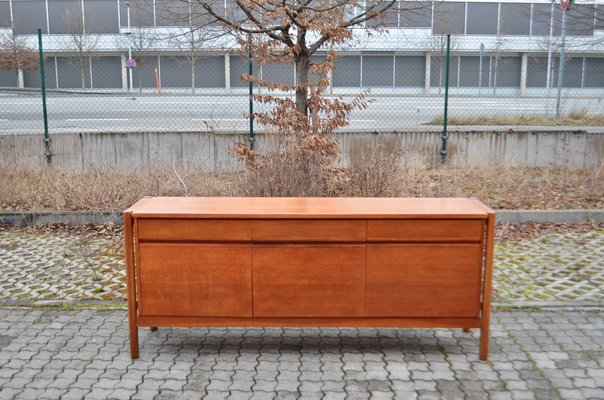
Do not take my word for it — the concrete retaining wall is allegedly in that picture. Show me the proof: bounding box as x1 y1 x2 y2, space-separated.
1 128 603 170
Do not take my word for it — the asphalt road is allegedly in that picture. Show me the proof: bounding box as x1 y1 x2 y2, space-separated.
1 93 602 134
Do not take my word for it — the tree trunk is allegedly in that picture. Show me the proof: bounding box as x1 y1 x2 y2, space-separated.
191 58 196 95
438 60 443 95
80 62 86 89
295 55 310 118
493 56 499 96
17 69 24 88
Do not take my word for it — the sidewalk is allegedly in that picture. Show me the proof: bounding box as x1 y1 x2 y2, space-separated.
0 226 603 399
0 307 602 399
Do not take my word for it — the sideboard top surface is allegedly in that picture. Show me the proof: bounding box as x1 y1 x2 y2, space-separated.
126 197 492 219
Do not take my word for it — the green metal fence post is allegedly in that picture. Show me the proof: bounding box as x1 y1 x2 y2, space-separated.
37 28 51 164
555 9 568 119
440 34 451 166
248 34 255 150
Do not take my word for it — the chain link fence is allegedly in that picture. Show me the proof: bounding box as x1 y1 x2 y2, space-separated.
1 34 603 135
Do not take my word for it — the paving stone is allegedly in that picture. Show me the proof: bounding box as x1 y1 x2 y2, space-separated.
489 392 514 400
229 390 253 400
346 393 371 400
369 391 394 399
322 380 346 392
413 380 437 391
0 303 604 400
132 389 161 399
156 389 184 399
274 391 299 399
509 390 537 400
84 387 114 399
323 393 346 400
56 387 91 399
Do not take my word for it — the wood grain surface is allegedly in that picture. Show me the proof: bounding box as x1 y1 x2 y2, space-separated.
126 197 494 360
367 219 484 242
136 316 482 328
365 244 482 317
128 197 490 219
252 219 365 242
137 243 252 317
253 245 365 317
137 218 251 241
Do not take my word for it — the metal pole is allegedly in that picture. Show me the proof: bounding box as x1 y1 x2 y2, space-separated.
555 10 567 119
479 43 484 95
37 28 51 164
127 1 133 93
248 34 254 150
546 1 555 95
440 34 451 166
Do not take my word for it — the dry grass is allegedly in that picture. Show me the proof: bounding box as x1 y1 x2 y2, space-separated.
1 160 602 211
393 163 604 209
0 162 240 212
429 109 604 126
235 134 338 197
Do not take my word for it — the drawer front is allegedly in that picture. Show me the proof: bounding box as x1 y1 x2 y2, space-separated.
252 220 365 242
367 219 483 242
137 218 251 241
366 244 482 317
137 243 252 317
253 245 365 317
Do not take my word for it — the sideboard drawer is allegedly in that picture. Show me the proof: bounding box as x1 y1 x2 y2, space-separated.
252 220 365 242
137 218 251 241
367 219 483 242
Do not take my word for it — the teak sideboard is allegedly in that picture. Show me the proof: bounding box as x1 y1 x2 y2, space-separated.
124 197 495 360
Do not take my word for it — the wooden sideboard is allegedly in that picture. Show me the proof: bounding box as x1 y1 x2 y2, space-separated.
124 197 495 360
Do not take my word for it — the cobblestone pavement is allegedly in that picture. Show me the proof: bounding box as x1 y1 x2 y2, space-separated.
493 230 604 304
0 231 124 302
0 307 602 399
1 229 603 305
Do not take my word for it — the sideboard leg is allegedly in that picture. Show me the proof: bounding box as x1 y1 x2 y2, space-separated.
150 327 158 332
124 212 140 359
479 325 490 361
479 212 496 361
129 324 140 359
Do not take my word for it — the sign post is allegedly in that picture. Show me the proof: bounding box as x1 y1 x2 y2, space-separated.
555 0 571 119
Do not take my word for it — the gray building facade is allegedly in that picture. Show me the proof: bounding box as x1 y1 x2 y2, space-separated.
0 0 603 94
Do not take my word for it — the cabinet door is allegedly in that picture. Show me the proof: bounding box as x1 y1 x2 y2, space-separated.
138 243 252 317
366 244 482 317
253 245 365 317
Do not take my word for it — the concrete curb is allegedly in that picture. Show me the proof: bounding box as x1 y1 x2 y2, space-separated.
1 209 604 226
496 209 604 224
0 211 122 227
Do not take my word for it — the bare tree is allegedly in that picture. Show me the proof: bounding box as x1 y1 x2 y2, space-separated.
61 4 99 89
183 0 396 118
429 2 462 94
490 34 508 95
429 34 459 94
0 27 38 86
163 3 227 94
